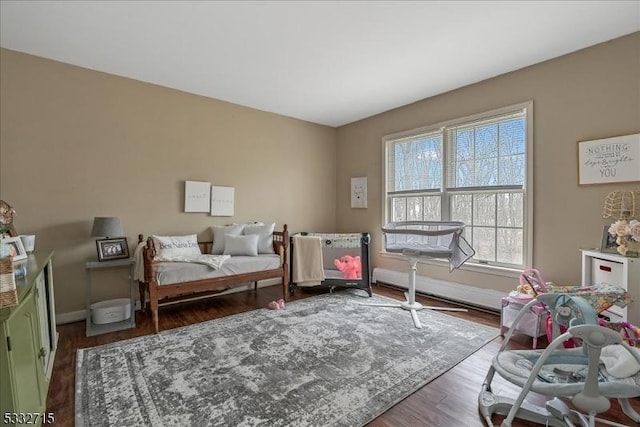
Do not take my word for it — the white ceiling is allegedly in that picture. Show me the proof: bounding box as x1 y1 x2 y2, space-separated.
1 1 639 127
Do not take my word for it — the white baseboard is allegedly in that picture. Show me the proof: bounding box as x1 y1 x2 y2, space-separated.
372 268 503 311
55 279 281 325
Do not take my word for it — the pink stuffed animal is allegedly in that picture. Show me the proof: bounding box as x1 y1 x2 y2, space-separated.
334 255 361 279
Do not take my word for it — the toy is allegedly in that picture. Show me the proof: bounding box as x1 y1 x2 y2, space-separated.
334 255 361 279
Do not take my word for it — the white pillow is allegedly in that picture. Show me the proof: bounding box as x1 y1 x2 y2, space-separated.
210 224 245 254
243 222 275 254
151 234 201 258
223 234 259 256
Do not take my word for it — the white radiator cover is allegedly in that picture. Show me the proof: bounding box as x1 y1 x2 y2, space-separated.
372 267 503 311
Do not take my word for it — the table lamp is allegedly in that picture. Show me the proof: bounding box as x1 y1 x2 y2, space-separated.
91 217 123 239
91 217 123 258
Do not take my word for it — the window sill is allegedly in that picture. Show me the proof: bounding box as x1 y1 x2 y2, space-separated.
378 251 522 279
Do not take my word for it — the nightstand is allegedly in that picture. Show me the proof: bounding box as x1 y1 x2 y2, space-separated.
85 257 136 336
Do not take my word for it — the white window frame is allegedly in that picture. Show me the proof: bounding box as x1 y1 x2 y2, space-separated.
382 101 534 272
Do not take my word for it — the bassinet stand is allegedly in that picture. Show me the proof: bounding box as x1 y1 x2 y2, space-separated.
363 221 475 329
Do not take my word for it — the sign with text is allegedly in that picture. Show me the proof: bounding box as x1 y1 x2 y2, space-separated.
578 133 640 185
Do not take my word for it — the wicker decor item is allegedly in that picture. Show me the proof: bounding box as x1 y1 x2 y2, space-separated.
603 190 640 220
0 257 18 309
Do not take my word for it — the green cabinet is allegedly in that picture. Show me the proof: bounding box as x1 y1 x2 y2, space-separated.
0 252 57 426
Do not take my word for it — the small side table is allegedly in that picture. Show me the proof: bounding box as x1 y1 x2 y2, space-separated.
85 257 136 337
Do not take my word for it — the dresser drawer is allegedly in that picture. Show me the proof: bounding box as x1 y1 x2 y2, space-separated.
591 257 625 288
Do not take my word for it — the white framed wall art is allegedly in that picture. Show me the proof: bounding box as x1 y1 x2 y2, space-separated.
210 186 235 216
578 133 640 185
351 177 368 209
184 180 211 212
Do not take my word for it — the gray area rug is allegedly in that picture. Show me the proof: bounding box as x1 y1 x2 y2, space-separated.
76 291 497 426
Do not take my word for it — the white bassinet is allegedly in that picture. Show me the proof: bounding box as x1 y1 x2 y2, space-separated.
364 221 475 328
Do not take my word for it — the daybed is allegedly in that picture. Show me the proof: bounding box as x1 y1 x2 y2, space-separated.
137 223 289 333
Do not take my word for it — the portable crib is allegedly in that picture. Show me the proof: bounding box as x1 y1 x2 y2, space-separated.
289 232 372 296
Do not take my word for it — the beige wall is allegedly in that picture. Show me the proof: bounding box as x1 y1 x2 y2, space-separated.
0 48 338 314
336 32 640 293
2 32 639 314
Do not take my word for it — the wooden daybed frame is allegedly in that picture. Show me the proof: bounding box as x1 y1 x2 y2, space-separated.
138 224 289 333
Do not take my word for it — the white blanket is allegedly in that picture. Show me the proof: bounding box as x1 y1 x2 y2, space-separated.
600 345 640 379
133 241 147 282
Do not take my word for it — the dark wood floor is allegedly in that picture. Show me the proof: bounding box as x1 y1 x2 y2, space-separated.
47 284 638 426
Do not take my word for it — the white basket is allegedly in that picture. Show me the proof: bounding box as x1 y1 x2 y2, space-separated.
91 298 131 324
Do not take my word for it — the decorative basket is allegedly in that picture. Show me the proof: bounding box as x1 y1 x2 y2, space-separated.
0 257 18 309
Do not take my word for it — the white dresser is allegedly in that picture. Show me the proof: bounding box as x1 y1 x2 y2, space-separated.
581 249 639 324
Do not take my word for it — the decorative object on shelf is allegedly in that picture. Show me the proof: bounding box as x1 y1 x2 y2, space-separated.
603 190 639 220
19 234 36 254
577 133 640 185
602 190 640 257
210 186 234 216
184 180 211 212
601 225 620 254
606 219 640 257
0 256 18 308
96 237 130 262
0 200 17 238
91 217 126 261
0 236 27 261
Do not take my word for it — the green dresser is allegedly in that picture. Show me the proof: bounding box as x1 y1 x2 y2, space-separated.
0 252 57 426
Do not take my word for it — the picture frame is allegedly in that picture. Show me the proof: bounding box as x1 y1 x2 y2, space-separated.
351 177 368 209
1 236 27 261
96 237 130 261
577 133 640 186
210 186 235 216
184 180 211 212
600 225 619 254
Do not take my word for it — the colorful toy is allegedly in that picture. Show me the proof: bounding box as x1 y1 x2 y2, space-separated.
334 255 361 279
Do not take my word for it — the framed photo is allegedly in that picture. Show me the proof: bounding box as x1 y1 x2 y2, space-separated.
1 236 27 261
578 133 640 185
600 225 619 254
96 237 130 261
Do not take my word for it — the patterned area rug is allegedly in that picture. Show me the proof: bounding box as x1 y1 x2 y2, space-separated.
76 291 497 426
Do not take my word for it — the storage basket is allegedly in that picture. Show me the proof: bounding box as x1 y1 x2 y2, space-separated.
0 257 18 309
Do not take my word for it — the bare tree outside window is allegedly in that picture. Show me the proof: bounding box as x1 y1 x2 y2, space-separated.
385 104 531 269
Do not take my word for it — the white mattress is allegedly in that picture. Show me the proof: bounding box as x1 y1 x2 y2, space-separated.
384 243 452 257
154 254 281 286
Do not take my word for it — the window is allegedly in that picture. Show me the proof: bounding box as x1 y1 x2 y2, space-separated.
384 102 532 269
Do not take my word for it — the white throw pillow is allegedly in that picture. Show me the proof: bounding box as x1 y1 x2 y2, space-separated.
210 224 245 254
243 222 275 254
223 234 259 256
151 234 201 258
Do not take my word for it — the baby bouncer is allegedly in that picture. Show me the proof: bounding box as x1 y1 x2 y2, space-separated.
364 221 475 328
480 293 640 427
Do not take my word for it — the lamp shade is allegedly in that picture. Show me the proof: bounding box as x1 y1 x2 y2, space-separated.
91 217 123 238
